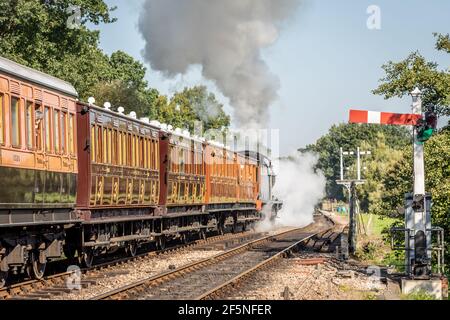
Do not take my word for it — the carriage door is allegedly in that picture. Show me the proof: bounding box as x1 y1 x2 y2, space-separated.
34 103 46 170
33 103 46 203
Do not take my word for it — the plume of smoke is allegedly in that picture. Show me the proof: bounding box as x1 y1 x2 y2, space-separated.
138 0 300 128
191 94 222 124
257 152 325 231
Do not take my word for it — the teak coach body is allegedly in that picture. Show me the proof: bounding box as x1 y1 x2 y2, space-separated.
0 56 278 286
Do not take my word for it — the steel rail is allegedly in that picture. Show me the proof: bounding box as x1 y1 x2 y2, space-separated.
195 230 330 300
91 227 329 300
0 229 256 300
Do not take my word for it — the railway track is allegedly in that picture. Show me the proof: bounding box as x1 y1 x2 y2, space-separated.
91 220 335 300
0 229 265 300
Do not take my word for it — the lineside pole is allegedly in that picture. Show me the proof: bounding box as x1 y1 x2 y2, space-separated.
348 181 357 254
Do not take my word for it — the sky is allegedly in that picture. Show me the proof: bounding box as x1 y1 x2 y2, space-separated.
94 0 450 156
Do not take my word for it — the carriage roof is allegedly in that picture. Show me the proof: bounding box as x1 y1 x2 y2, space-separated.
0 56 78 98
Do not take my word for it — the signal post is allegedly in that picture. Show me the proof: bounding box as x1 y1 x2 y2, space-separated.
349 88 445 299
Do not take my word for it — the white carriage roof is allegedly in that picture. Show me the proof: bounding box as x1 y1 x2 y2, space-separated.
0 56 78 98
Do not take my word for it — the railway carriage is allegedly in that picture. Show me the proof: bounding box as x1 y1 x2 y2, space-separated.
0 56 276 287
75 102 162 265
157 128 208 244
0 57 80 281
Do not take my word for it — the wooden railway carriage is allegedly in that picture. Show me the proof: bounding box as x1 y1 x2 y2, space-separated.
158 129 208 242
75 103 161 264
0 56 269 286
0 57 79 281
205 143 260 232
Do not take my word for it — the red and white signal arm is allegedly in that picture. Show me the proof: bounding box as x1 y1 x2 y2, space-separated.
349 110 422 126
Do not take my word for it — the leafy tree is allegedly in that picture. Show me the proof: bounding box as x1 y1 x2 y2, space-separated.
92 51 160 118
375 130 450 261
373 33 450 116
150 86 230 133
303 123 410 200
0 2 231 131
357 133 405 213
0 0 116 99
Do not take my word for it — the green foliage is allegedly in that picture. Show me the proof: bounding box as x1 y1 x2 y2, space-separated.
434 33 450 54
148 86 230 132
0 1 231 131
358 134 406 213
0 0 116 99
303 123 410 200
373 33 450 116
401 290 436 300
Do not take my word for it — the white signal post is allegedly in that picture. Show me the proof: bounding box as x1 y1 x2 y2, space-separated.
348 88 445 292
411 88 425 195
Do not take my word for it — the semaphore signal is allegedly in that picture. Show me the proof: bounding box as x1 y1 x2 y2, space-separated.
346 88 445 297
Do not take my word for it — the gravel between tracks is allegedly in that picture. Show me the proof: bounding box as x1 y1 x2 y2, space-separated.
50 227 295 300
52 249 224 300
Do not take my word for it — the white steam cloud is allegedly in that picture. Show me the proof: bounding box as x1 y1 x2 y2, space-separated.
138 0 301 127
271 153 326 228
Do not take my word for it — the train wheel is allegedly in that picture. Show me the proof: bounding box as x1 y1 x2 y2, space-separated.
181 233 189 244
127 242 138 257
156 237 166 251
81 249 94 269
30 251 46 280
217 224 224 236
0 271 7 289
63 245 77 261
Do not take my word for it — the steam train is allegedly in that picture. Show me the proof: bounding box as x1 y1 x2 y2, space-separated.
0 56 279 287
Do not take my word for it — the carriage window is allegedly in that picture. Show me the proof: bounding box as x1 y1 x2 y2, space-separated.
11 97 20 147
60 112 66 153
102 127 108 164
139 137 147 168
68 113 74 154
117 131 122 165
44 107 51 151
34 104 43 151
96 126 103 163
112 129 117 165
146 139 150 169
122 132 127 166
107 128 112 164
53 110 60 153
91 125 96 162
0 93 3 144
153 140 158 170
25 101 34 149
127 133 132 167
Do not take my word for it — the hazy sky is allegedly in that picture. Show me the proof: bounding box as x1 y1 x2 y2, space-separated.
95 0 450 155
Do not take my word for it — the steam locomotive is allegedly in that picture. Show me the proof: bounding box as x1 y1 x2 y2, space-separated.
0 56 279 287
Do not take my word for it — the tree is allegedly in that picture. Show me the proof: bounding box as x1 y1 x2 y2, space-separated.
373 33 450 116
375 130 450 245
151 86 230 133
0 2 232 132
357 133 407 214
92 51 161 118
0 0 117 99
303 123 410 200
